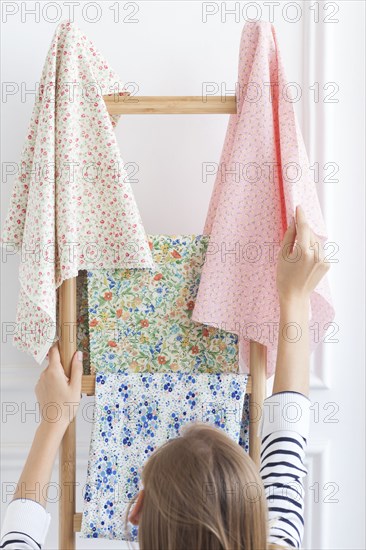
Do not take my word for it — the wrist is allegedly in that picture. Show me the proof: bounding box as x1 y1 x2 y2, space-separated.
38 418 69 440
279 293 310 309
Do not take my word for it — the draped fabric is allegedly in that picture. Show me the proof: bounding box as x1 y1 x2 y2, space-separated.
1 20 154 362
191 21 335 377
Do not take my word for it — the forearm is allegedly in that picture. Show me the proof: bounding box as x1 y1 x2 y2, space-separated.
272 295 310 396
260 392 309 549
12 422 67 508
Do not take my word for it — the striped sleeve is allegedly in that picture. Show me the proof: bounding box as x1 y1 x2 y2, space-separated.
258 391 311 549
0 499 51 549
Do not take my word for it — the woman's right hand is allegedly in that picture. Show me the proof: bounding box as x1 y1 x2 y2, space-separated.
276 204 331 302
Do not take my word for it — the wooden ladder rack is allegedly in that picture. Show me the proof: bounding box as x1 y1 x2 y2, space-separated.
58 95 267 549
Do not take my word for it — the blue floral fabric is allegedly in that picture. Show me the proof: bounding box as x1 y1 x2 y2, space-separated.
81 371 249 541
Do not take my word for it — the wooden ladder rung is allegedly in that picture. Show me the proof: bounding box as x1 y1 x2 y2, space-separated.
102 95 237 115
82 373 251 396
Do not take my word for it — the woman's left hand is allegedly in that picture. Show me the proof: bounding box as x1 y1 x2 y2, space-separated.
35 343 83 433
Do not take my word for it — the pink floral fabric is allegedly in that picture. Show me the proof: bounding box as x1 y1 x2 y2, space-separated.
1 21 154 363
191 21 335 377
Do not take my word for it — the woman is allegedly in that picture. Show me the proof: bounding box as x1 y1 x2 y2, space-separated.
0 205 330 549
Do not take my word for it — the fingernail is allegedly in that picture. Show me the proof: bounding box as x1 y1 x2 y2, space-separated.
77 351 83 361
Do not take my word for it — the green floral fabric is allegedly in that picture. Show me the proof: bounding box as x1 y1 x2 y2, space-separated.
77 270 91 375
87 235 239 374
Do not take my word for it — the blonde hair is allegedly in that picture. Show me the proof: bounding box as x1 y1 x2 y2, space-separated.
126 422 292 550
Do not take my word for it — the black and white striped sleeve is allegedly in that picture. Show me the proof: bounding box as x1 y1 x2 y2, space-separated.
258 391 311 549
0 499 51 549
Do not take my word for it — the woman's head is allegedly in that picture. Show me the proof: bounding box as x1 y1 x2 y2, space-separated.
126 422 271 550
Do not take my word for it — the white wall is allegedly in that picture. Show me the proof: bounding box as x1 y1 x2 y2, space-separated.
1 1 365 549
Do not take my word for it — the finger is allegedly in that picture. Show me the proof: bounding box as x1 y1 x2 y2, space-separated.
295 204 311 251
309 229 319 255
309 227 315 244
47 342 61 367
69 350 83 392
47 346 69 381
281 216 297 250
309 228 327 264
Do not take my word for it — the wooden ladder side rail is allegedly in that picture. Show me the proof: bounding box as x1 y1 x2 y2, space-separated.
58 278 78 550
248 341 267 467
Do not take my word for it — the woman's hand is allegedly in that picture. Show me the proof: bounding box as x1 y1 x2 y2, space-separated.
11 344 83 507
276 204 331 303
35 343 83 434
273 204 331 396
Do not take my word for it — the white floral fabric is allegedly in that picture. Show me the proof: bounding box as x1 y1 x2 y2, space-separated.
81 371 249 541
1 20 154 363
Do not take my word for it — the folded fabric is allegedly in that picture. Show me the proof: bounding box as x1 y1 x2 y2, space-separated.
191 20 335 377
87 235 239 374
77 270 91 374
0 20 154 363
81 371 249 540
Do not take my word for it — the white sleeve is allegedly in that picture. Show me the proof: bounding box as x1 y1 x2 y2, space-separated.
259 391 311 549
0 499 51 549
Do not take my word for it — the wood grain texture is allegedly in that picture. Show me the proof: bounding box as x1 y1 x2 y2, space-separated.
81 373 252 396
249 341 267 467
58 278 77 549
103 95 237 114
